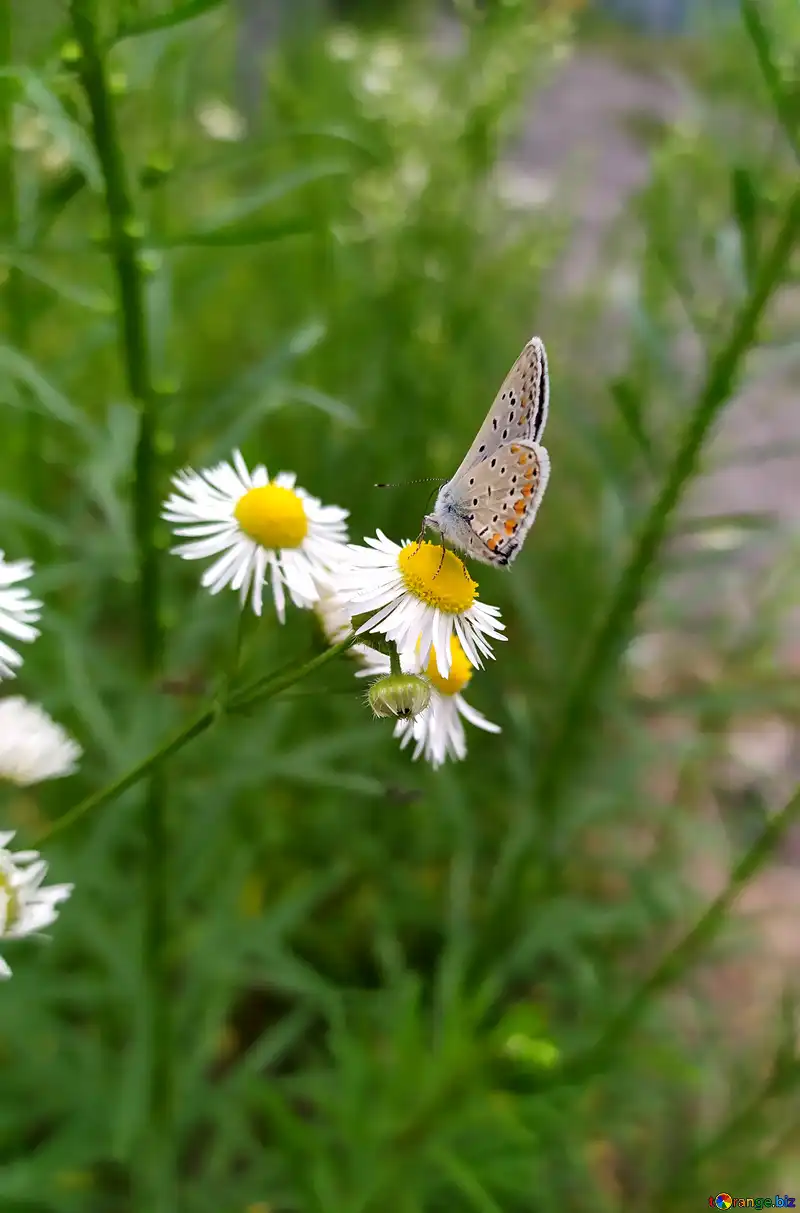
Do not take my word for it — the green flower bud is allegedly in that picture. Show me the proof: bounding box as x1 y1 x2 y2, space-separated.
368 673 430 720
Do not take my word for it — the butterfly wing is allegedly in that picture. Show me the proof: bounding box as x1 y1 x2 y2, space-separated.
450 336 549 483
451 439 550 566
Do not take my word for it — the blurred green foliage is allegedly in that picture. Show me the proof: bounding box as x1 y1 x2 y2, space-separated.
1 0 799 1209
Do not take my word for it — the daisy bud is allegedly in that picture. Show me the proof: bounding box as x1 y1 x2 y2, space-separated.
368 673 430 720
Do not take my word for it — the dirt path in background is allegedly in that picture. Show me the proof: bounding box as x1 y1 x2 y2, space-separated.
517 54 800 1158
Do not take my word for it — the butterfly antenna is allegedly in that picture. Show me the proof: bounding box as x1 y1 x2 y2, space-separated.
375 477 446 488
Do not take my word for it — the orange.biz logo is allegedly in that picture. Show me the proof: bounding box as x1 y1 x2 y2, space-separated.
710 1198 796 1209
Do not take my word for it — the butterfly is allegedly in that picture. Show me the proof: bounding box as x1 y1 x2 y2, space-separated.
424 335 551 567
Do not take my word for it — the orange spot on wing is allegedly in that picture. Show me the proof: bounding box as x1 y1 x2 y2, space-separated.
488 533 502 551
521 484 533 498
518 453 529 465
504 519 516 535
514 498 526 515
510 444 519 453
523 467 535 480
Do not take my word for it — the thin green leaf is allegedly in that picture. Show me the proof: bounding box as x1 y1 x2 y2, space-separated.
432 1147 505 1213
0 344 91 432
115 0 226 39
153 215 317 248
284 383 361 427
608 376 657 471
2 250 114 312
189 161 349 235
741 0 800 163
16 69 102 192
0 492 72 542
731 166 760 287
674 509 778 538
201 322 326 454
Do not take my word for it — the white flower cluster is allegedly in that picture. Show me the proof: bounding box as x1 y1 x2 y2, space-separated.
0 550 80 976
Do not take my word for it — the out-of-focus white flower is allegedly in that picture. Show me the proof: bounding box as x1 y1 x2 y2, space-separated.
11 108 47 152
196 99 246 142
496 166 555 211
0 552 42 680
326 26 360 62
314 591 372 661
0 697 82 785
162 450 349 621
39 140 71 173
0 832 73 978
334 531 505 678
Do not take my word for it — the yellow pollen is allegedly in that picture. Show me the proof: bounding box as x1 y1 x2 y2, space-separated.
398 542 476 614
425 636 473 696
234 484 308 549
0 872 18 929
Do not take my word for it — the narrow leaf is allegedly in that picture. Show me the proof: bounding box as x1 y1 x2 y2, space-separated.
731 166 760 287
19 70 103 192
741 0 800 163
154 215 317 248
189 161 348 235
116 0 227 39
3 250 114 312
0 345 91 432
608 376 657 470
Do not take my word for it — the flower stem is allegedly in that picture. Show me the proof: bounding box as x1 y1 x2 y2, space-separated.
68 0 161 669
536 187 800 817
474 186 800 976
42 635 358 842
528 781 800 1095
0 7 38 527
68 1 167 1204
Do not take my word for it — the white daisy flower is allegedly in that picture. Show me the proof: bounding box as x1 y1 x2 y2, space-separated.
0 697 82 785
361 636 500 768
314 590 373 661
335 531 505 678
0 831 73 978
0 551 42 680
162 450 349 622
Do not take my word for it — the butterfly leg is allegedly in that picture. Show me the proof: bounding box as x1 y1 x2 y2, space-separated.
431 533 447 579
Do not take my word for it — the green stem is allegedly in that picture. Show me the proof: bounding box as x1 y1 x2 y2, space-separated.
473 187 800 978
69 0 161 670
41 635 358 843
741 0 800 165
41 707 214 842
534 782 800 1095
654 1059 800 1208
68 3 165 1206
0 6 37 523
536 188 800 817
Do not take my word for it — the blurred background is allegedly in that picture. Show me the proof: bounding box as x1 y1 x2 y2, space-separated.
1 0 799 1209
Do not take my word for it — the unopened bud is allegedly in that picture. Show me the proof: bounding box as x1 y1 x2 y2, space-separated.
367 673 430 720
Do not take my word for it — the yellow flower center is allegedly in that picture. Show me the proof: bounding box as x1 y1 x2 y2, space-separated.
398 542 476 614
234 484 308 550
0 872 18 930
425 635 473 696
